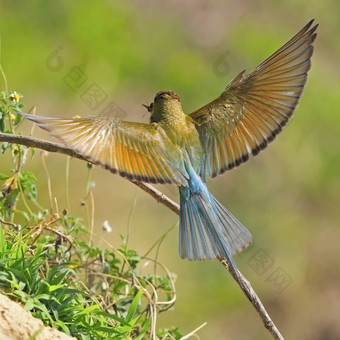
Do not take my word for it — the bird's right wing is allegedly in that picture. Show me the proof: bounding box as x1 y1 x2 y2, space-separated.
23 114 188 185
190 20 317 181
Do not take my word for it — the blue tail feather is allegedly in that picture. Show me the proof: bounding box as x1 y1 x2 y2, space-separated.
179 183 252 267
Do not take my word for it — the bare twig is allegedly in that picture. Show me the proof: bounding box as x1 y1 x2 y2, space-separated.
219 258 284 339
0 133 86 159
0 132 180 213
0 216 20 229
0 132 284 339
131 180 180 214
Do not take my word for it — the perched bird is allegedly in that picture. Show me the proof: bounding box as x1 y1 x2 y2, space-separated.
22 21 317 270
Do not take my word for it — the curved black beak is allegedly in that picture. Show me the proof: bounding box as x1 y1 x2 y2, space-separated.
142 103 153 112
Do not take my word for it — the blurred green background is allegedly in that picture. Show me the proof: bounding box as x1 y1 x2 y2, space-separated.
1 1 339 339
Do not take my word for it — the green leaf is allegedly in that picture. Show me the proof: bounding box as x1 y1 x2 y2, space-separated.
24 298 36 311
0 173 9 180
35 294 53 301
0 113 4 132
18 171 38 201
125 289 142 323
96 310 129 326
135 318 151 340
74 304 99 316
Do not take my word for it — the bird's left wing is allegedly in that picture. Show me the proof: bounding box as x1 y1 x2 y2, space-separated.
190 20 317 181
23 114 187 185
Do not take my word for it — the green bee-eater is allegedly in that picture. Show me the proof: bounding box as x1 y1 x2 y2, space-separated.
22 20 317 270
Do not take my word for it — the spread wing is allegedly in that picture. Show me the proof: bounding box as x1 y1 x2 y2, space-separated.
190 20 317 181
24 114 188 185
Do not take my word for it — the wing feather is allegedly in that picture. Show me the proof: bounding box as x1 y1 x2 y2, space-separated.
24 114 188 185
190 20 317 180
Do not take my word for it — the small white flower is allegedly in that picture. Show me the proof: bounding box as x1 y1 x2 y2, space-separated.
102 220 112 232
9 91 21 103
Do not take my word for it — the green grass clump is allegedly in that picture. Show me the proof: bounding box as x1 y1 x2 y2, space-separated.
0 214 177 339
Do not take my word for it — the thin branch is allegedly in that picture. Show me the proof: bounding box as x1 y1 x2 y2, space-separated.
0 132 283 339
131 179 179 214
0 132 180 214
219 258 284 339
0 216 20 229
0 133 86 159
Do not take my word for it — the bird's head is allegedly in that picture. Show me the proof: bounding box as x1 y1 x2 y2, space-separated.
146 90 182 123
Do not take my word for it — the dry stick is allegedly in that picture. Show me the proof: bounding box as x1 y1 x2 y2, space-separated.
0 132 284 339
219 259 284 340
